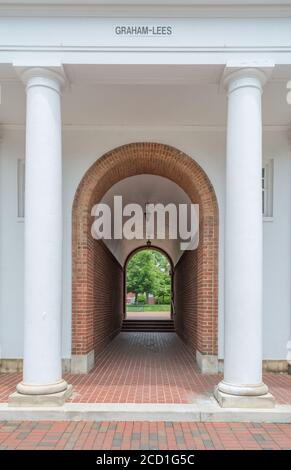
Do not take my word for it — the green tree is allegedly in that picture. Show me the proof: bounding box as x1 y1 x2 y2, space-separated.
126 249 171 304
151 251 171 304
126 250 157 302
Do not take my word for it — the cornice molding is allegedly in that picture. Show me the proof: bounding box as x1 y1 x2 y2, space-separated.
1 3 291 18
0 123 290 133
2 46 291 56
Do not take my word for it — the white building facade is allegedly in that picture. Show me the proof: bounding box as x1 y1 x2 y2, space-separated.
0 0 291 408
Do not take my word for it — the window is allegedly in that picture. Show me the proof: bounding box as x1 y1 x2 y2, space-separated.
17 159 25 219
262 159 274 219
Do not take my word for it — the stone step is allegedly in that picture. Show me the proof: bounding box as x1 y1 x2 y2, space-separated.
121 319 175 332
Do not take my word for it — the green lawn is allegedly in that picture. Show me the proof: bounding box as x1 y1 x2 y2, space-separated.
126 304 171 312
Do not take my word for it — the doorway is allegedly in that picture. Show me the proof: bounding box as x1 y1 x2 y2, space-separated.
125 247 173 322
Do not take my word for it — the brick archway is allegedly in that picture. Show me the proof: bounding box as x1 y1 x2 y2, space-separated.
72 143 218 372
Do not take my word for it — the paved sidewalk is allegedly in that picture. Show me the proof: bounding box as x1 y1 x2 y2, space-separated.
1 421 291 450
126 311 171 319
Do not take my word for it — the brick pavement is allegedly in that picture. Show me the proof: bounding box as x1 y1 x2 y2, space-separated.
1 333 291 404
0 421 291 450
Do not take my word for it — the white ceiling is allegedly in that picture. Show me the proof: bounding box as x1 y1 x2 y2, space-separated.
100 174 192 265
66 64 224 85
0 63 291 127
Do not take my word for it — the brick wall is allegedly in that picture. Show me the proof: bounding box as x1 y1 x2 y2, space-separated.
72 238 123 357
174 219 218 356
92 241 123 356
174 249 198 351
72 142 219 362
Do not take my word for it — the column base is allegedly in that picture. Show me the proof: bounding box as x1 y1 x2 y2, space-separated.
16 378 68 395
214 386 275 409
217 379 269 396
8 384 73 407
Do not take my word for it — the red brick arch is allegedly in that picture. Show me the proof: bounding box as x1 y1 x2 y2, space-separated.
72 143 219 364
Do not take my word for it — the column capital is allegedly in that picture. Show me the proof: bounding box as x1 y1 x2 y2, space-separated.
14 66 66 94
222 61 274 95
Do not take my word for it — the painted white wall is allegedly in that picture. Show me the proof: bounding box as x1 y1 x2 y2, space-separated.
263 131 291 359
0 131 24 358
0 127 290 360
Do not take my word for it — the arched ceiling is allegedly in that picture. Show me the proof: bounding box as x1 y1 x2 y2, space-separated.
99 174 192 266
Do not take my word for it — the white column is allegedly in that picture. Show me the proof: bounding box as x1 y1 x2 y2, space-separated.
16 68 68 397
215 68 274 407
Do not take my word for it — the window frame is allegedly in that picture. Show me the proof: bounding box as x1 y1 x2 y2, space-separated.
262 158 274 221
17 158 25 221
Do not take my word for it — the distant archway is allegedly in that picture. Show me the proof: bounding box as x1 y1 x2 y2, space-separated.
124 246 173 321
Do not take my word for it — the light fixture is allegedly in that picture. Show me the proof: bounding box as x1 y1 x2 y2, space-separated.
144 202 152 248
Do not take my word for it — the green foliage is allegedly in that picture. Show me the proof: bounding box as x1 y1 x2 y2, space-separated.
127 304 170 312
156 294 171 305
137 293 146 303
126 249 171 304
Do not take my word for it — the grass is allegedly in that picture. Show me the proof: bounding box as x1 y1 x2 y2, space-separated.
126 304 171 312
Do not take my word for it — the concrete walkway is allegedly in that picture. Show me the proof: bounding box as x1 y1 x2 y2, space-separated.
126 311 171 320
